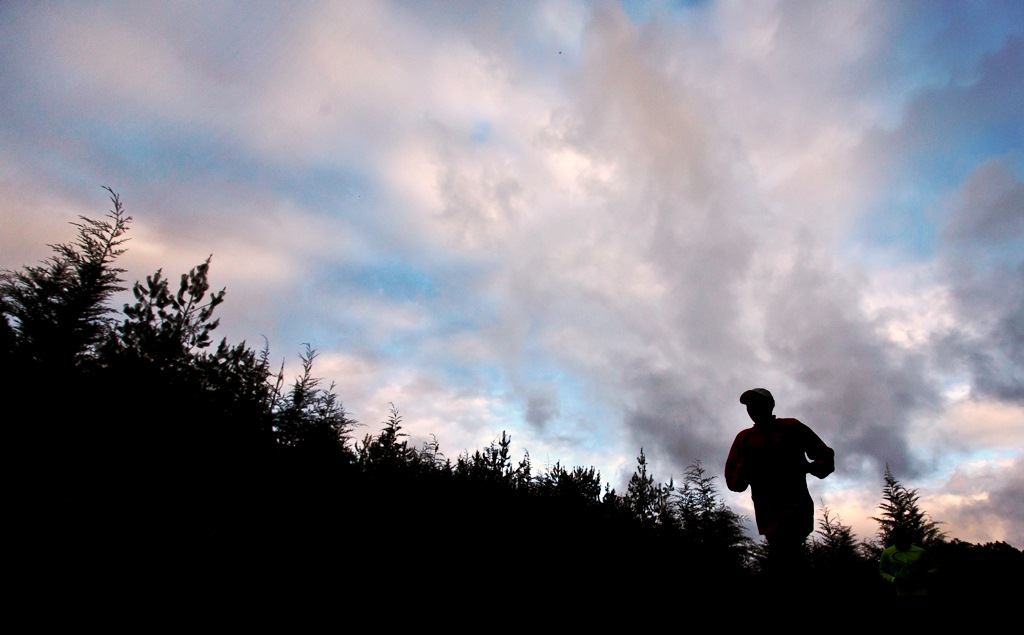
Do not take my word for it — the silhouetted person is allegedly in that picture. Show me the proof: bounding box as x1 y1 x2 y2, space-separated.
879 527 939 598
725 388 835 586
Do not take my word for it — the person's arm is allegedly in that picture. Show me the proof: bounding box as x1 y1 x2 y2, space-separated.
725 431 749 492
922 549 940 579
879 549 896 585
803 424 835 479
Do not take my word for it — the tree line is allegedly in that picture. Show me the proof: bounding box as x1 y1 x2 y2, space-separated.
3 190 1020 616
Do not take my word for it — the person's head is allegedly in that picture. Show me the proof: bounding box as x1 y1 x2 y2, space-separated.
891 526 914 551
740 388 775 423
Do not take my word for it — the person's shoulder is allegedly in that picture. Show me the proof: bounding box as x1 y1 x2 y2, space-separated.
777 417 821 433
775 417 805 428
731 427 752 441
730 426 759 448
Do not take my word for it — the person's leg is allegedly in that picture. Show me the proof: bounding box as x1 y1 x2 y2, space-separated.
765 530 809 591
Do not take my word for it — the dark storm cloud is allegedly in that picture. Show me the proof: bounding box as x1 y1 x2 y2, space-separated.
525 390 560 430
621 363 726 475
943 160 1024 245
551 4 960 488
987 458 1024 547
938 159 1024 402
537 4 772 482
761 244 939 479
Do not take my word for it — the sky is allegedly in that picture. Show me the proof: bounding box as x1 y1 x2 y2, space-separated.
2 0 1022 549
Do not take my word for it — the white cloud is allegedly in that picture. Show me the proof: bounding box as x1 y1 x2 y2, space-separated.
2 0 1021 548
929 398 1024 451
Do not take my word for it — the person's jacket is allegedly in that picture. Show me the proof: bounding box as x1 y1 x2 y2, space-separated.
725 416 834 538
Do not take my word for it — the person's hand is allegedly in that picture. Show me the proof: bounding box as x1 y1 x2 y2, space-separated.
895 574 923 593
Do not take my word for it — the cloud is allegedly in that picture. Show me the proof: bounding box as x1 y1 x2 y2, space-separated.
937 158 1024 403
1 0 1022 547
524 388 561 430
923 395 1024 455
924 456 1024 548
943 159 1024 246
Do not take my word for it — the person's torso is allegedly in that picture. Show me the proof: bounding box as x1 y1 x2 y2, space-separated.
742 418 809 491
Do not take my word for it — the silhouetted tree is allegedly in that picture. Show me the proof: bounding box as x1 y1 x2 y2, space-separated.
110 257 224 369
356 402 414 472
624 448 674 528
103 250 276 454
21 188 1024 612
813 505 860 559
809 504 876 598
929 538 1024 601
269 343 355 456
1 187 129 369
2 189 134 519
870 465 946 552
452 430 530 488
676 460 751 556
536 462 603 503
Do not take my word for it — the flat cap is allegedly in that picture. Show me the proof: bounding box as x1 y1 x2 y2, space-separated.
740 388 774 406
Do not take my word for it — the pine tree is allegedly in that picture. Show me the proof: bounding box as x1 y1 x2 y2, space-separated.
676 461 750 547
871 465 946 548
112 256 225 370
814 505 860 557
625 448 674 528
356 402 413 471
0 187 130 368
452 430 531 487
674 459 752 576
2 189 135 504
269 344 355 454
536 462 603 503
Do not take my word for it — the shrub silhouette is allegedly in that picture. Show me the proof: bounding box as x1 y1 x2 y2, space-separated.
4 189 1021 614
